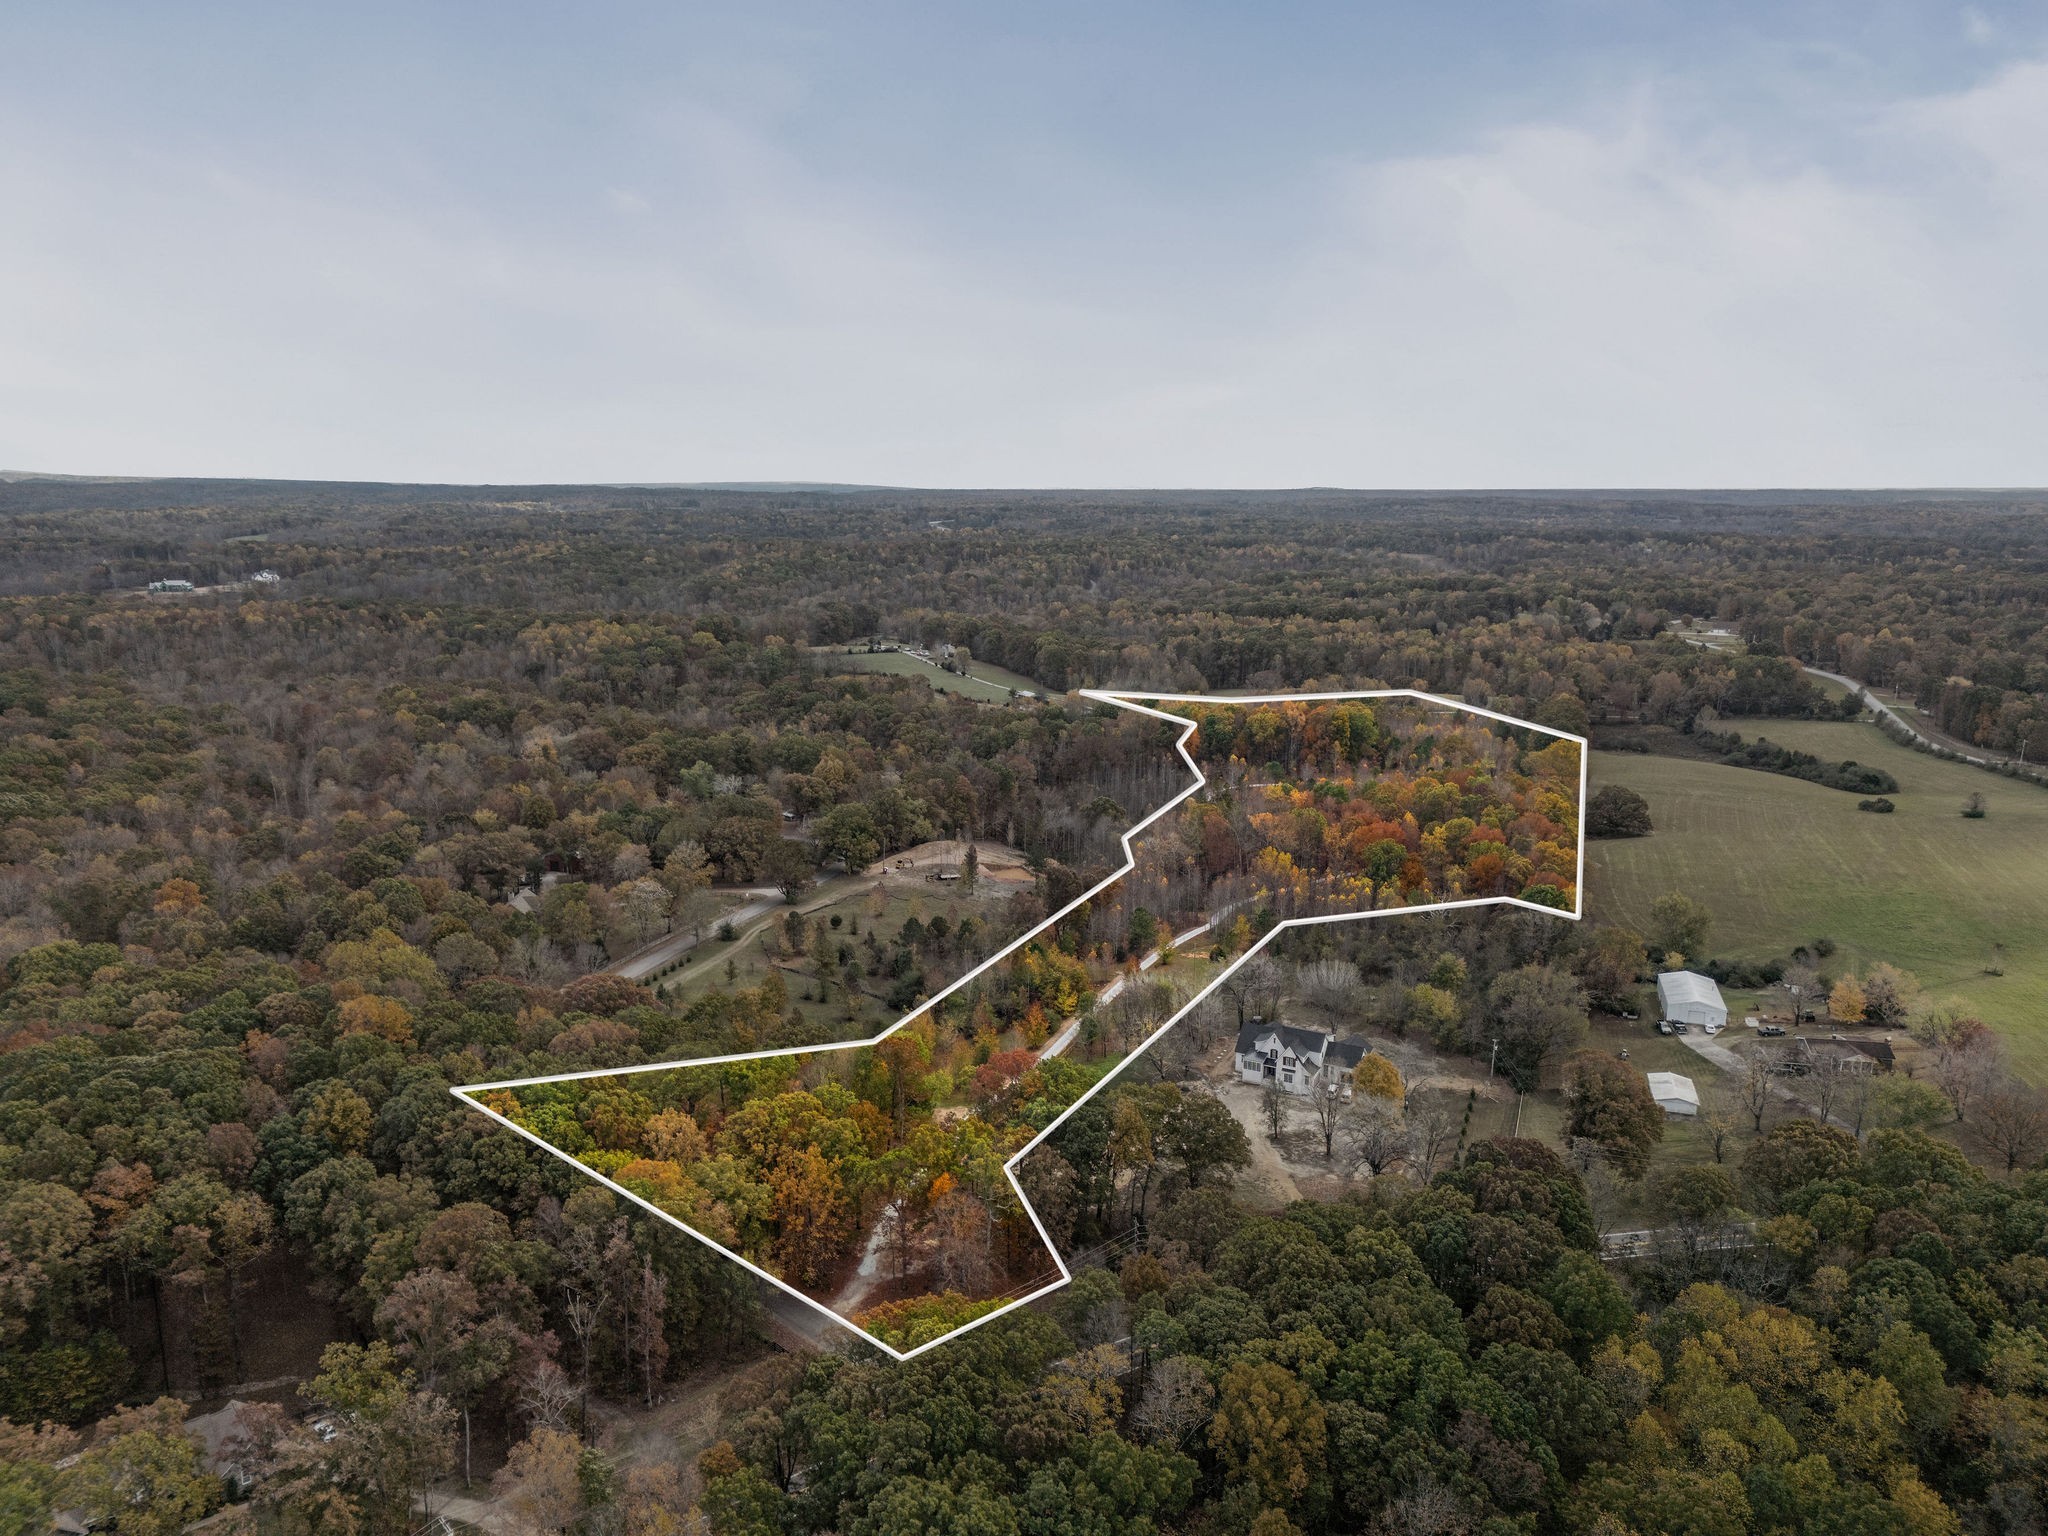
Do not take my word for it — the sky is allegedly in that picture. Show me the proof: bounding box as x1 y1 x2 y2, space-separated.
2 2 2045 488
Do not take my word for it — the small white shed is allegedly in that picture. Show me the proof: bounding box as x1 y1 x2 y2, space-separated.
1657 970 1727 1030
1646 1071 1700 1118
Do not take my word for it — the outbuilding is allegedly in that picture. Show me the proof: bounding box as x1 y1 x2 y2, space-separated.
1657 970 1727 1031
1645 1071 1700 1119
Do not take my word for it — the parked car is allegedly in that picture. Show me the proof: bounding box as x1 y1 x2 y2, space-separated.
1656 1020 1674 1036
1758 1024 1787 1037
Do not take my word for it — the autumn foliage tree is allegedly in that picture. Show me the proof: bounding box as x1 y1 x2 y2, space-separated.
1562 1051 1665 1178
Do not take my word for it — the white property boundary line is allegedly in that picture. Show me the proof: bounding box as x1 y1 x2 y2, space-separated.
451 689 1589 1362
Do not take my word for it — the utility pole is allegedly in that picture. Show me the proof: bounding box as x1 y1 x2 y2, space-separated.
1488 1037 1500 1078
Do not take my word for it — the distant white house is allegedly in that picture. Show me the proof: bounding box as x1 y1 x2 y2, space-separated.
1657 970 1727 1030
1233 1019 1369 1098
507 872 561 915
1646 1071 1700 1118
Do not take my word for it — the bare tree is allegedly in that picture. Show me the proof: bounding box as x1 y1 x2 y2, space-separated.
517 1359 577 1435
674 885 725 944
1131 1355 1214 1448
1576 1152 1628 1242
1109 984 1155 1055
1112 978 1179 1057
1808 1052 1850 1125
1141 1029 1199 1085
1975 1076 2048 1174
562 1291 601 1428
1407 1095 1461 1180
1309 1083 1349 1159
1181 994 1233 1055
1295 958 1358 1013
1738 1055 1774 1133
616 876 672 945
1697 1086 1738 1163
1216 955 1281 1032
1344 1100 1410 1177
1924 1014 2004 1125
631 1260 668 1410
1782 961 1822 1023
1564 1134 1607 1177
1840 1071 1875 1138
1386 1473 1466 1536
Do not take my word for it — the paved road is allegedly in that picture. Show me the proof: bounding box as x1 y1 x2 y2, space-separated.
608 890 782 981
1041 922 1212 1060
1799 665 2002 767
1672 638 2020 775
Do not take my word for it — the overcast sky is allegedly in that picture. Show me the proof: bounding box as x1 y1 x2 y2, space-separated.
3 2 2045 487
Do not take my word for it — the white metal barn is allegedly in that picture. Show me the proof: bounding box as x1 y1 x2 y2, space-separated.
1646 1071 1700 1118
1657 970 1727 1030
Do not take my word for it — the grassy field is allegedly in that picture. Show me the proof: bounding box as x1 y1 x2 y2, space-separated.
814 648 1053 703
1587 716 2048 1080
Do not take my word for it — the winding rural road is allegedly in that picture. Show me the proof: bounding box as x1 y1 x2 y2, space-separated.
1798 665 2001 767
609 889 783 981
1041 922 1214 1060
1672 629 2014 772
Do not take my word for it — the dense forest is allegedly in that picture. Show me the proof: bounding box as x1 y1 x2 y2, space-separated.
476 695 1580 1353
1 482 2045 1535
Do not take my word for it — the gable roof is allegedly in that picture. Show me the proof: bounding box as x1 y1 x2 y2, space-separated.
1656 970 1725 1008
1325 1038 1369 1069
1235 1019 1332 1062
1644 1071 1700 1109
1233 1021 1374 1072
1796 1035 1895 1068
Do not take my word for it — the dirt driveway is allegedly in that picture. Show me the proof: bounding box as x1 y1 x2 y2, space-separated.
1209 1075 1304 1208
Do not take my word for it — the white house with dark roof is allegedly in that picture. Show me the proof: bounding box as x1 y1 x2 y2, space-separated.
1233 1019 1370 1097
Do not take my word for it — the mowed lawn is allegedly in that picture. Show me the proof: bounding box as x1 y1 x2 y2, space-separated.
1587 718 2048 1082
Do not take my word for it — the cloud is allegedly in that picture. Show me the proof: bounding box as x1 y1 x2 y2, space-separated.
1 52 2044 485
1075 57 2048 486
1231 103 2027 482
